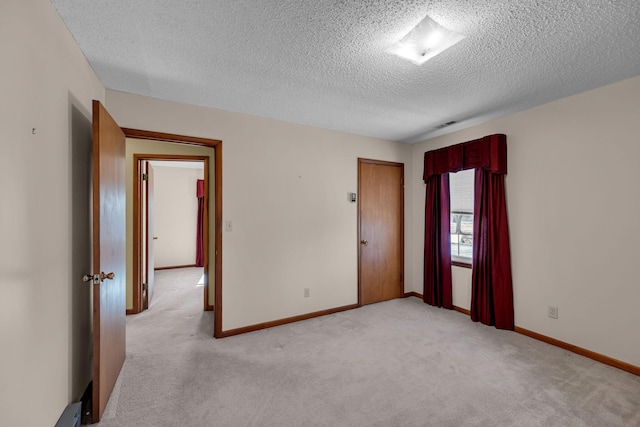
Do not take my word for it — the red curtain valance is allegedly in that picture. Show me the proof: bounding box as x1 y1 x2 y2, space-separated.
423 134 507 181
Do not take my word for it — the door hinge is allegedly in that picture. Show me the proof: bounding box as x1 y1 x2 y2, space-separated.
400 177 403 185
400 273 403 282
142 282 148 291
142 173 148 181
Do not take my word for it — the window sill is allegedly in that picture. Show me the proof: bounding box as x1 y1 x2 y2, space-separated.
452 260 472 269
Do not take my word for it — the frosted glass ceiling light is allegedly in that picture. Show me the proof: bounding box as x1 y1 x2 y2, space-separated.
386 15 465 65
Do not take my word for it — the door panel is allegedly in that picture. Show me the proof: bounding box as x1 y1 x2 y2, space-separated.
359 159 404 305
145 162 155 308
141 161 147 308
92 100 126 423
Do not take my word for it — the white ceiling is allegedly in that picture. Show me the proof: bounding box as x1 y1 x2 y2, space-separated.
149 160 204 170
50 0 640 143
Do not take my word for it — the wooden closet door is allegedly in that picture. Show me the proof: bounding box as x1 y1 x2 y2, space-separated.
358 159 404 305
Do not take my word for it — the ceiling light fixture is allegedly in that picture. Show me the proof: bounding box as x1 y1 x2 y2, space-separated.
386 15 465 65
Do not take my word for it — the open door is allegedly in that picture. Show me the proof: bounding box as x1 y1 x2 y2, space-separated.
144 162 155 308
90 100 126 423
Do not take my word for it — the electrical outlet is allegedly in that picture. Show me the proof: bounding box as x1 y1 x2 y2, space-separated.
548 306 558 319
304 288 310 298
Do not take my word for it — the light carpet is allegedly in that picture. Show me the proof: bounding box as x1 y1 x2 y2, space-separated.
96 267 640 426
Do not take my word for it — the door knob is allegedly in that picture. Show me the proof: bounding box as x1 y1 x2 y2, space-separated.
82 272 114 284
360 239 369 245
100 272 115 281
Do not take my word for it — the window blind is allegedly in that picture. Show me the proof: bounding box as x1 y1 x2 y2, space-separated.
449 169 474 213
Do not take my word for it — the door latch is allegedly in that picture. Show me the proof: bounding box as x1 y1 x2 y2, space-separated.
82 274 100 285
82 272 115 284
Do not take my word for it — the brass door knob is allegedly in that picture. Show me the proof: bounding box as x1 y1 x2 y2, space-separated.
360 239 369 245
100 272 115 281
83 272 114 283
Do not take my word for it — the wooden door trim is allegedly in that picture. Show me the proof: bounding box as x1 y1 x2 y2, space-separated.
143 160 148 309
133 155 211 312
125 128 223 339
357 158 405 306
123 128 221 147
144 161 153 309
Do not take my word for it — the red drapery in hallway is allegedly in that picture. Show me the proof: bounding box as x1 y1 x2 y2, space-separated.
423 173 453 308
423 134 513 330
196 179 205 267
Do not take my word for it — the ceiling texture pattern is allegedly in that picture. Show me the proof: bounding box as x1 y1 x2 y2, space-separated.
50 0 640 143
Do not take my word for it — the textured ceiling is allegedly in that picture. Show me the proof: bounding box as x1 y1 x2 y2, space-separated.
50 0 640 143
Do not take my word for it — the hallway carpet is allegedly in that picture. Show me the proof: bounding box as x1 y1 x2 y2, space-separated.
96 267 640 426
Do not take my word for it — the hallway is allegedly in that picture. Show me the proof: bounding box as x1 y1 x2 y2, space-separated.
98 267 213 424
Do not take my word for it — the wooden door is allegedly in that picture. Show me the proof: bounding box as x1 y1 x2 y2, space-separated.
358 159 404 305
92 100 126 423
144 162 155 309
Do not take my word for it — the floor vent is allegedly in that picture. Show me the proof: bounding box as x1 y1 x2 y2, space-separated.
55 402 82 427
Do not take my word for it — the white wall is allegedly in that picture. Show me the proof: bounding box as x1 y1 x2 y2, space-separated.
107 89 413 331
125 139 215 309
409 75 640 367
0 0 105 425
152 165 204 268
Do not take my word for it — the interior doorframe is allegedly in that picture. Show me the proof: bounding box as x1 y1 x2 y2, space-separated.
357 158 405 306
124 128 223 338
134 154 211 311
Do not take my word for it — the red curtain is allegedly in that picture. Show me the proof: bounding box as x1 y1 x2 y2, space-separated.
423 174 453 308
471 169 514 329
423 134 513 330
196 179 205 267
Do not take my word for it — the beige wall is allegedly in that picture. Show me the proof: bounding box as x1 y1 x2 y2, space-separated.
125 139 215 309
152 165 204 268
108 90 413 331
0 0 105 425
409 75 640 367
451 266 472 310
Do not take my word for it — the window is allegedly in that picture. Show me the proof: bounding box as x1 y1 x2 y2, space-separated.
449 169 474 263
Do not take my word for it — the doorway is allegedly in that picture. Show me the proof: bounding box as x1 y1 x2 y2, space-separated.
136 157 209 312
358 158 404 305
123 128 223 338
